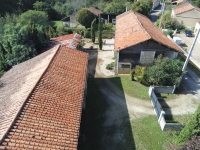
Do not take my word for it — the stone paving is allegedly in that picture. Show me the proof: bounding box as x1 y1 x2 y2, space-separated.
0 45 59 141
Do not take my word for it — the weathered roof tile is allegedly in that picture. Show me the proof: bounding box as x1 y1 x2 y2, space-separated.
114 10 182 52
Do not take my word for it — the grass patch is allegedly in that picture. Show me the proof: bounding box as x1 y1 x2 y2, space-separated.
52 21 63 28
132 116 178 150
109 75 150 100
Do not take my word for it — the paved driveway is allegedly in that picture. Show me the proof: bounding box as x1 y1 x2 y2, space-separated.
175 33 200 62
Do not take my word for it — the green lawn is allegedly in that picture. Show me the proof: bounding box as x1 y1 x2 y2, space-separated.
109 75 179 100
52 21 63 28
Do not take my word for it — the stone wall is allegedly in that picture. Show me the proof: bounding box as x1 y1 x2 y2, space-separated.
164 51 178 59
148 87 182 131
153 85 177 94
140 51 155 65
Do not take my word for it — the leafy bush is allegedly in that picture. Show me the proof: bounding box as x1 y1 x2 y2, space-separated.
103 23 113 31
84 29 91 38
130 69 135 81
177 104 200 145
106 62 115 70
133 65 146 82
164 29 174 38
143 55 184 86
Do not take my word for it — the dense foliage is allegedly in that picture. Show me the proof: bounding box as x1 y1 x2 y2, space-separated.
98 15 103 50
137 55 185 86
91 18 97 43
177 104 200 145
132 0 153 16
0 11 52 76
156 11 177 29
104 2 126 14
76 8 96 28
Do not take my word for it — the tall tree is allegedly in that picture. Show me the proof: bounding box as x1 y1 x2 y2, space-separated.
76 8 96 28
98 15 103 50
143 55 184 86
132 0 153 16
91 18 97 43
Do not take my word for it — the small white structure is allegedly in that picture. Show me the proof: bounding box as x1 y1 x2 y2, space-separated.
194 20 200 44
173 36 182 45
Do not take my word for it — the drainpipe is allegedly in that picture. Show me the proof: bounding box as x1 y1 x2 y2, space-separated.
116 50 119 75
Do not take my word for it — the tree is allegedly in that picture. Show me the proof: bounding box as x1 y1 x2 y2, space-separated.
104 2 126 14
143 55 184 86
132 0 153 16
33 1 56 20
91 18 97 43
98 15 103 50
18 10 49 26
76 8 96 28
156 11 177 29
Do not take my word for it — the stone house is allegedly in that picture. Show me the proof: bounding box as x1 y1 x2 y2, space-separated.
171 3 200 28
114 10 182 74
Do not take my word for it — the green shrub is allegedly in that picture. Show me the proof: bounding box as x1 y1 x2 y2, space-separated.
130 69 135 81
134 65 146 82
103 23 113 31
164 29 173 38
106 62 115 70
177 104 200 145
84 29 91 38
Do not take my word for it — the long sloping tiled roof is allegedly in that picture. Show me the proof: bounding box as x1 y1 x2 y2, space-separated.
114 10 182 52
0 46 88 149
88 7 103 16
173 2 200 15
0 45 59 142
50 33 82 48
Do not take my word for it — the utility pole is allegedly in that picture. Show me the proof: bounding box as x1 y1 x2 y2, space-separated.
159 0 165 30
178 28 200 87
182 28 200 71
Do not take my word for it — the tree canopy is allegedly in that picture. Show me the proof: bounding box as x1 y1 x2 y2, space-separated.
76 8 96 28
104 2 126 14
143 55 184 86
131 0 153 16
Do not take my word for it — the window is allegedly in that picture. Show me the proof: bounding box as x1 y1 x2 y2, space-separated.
121 64 130 68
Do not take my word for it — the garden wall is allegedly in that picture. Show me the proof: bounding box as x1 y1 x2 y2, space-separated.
152 85 177 94
149 87 182 131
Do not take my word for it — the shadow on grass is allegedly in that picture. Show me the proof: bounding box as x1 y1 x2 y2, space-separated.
78 52 135 150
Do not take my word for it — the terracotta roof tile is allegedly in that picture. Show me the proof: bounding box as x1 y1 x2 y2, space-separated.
0 46 88 149
173 2 200 15
114 10 182 52
50 34 82 49
88 7 103 16
0 45 59 142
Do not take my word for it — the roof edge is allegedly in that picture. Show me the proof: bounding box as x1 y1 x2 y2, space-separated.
0 45 61 144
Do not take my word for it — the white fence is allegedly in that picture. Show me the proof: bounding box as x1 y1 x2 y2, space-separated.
149 87 182 131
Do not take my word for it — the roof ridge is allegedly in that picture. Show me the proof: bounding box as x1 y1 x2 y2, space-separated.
0 45 61 143
133 11 151 40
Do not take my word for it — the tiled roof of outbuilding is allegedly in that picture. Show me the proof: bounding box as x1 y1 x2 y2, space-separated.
88 7 103 16
114 10 182 52
173 2 200 15
0 45 59 142
0 46 88 149
50 33 82 48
